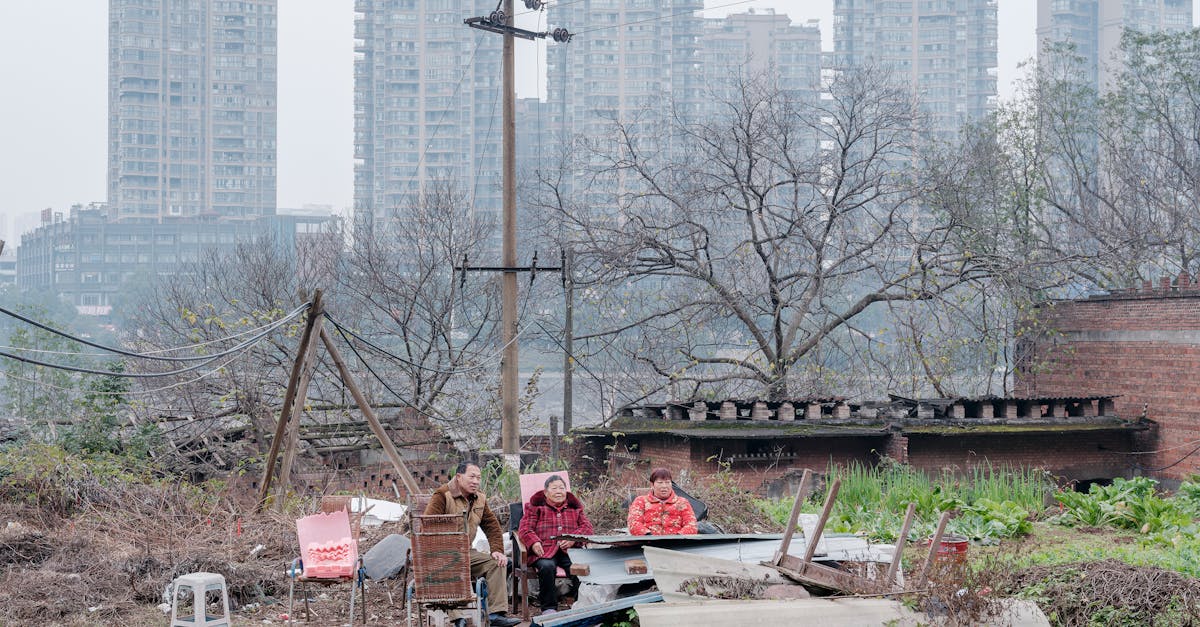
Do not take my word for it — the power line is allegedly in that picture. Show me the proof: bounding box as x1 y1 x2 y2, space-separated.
573 0 756 37
330 323 459 426
0 310 307 358
0 345 259 397
0 303 308 363
0 307 304 378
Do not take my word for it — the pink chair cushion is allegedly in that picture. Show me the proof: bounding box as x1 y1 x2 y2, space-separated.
519 472 571 505
296 510 358 578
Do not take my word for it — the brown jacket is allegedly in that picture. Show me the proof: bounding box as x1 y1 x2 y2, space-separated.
425 479 504 554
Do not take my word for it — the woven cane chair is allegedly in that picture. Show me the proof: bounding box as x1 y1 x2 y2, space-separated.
407 513 488 626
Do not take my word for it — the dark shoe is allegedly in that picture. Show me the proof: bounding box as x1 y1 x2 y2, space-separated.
489 612 522 627
452 619 467 627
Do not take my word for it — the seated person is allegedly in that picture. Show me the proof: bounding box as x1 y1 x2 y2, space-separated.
516 474 594 615
626 467 698 536
424 461 521 627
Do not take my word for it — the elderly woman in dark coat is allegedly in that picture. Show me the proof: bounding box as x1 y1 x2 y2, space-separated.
516 474 594 615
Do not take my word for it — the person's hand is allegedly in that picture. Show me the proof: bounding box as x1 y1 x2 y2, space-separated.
492 550 508 568
557 539 574 550
531 542 544 557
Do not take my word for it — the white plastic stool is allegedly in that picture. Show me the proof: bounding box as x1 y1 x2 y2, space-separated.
170 572 232 627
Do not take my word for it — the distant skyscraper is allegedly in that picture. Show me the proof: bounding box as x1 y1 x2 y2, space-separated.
547 0 704 153
107 0 278 222
833 0 998 139
1037 0 1193 91
354 0 503 233
700 10 822 110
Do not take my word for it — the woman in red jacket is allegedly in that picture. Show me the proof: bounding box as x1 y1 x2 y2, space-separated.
626 468 698 536
517 474 594 615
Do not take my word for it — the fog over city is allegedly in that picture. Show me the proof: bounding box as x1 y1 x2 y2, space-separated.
0 0 1073 242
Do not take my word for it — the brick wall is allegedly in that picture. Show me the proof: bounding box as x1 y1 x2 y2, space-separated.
1020 279 1200 483
606 434 885 495
905 432 1137 479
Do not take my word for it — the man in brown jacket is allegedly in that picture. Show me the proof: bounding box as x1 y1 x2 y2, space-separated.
424 461 520 627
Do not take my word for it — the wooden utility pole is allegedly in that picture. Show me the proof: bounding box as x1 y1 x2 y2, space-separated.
257 290 323 510
500 0 518 463
464 8 571 467
562 249 574 433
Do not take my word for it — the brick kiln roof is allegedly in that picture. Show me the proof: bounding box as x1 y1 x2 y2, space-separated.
581 394 1145 440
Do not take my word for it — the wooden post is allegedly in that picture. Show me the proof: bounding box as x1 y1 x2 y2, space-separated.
257 290 323 510
773 469 813 565
802 478 840 564
319 326 422 495
886 503 917 588
549 415 559 461
275 313 326 508
916 510 953 589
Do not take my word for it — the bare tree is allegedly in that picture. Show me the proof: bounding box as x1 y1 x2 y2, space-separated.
534 69 1009 400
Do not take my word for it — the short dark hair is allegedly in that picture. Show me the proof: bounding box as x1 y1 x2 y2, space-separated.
648 468 672 483
544 474 566 489
455 460 480 475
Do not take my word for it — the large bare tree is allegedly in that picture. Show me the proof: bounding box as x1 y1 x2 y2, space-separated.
535 69 1005 399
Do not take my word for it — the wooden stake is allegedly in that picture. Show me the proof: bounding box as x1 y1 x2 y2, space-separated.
319 326 422 495
916 510 953 589
773 469 813 565
886 503 917 588
802 478 840 564
257 290 323 510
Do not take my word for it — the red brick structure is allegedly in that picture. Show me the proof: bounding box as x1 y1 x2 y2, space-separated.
576 397 1146 496
1018 273 1200 485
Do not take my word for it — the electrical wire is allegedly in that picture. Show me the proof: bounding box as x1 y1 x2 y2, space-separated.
330 323 457 425
0 345 258 397
573 0 757 37
324 312 531 375
0 307 304 378
1136 443 1200 473
0 303 308 362
408 33 486 200
0 310 306 358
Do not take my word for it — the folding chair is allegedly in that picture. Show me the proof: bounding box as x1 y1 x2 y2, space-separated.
509 471 577 621
407 513 488 626
287 507 367 624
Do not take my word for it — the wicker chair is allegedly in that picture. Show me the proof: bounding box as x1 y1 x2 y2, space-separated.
407 513 488 626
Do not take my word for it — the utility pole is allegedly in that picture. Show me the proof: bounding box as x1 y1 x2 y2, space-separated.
562 249 574 433
501 0 518 465
465 5 572 466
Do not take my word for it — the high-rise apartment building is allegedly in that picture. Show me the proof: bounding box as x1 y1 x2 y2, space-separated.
1037 0 1193 91
833 0 998 139
107 0 278 222
546 0 704 154
354 0 503 232
700 9 822 110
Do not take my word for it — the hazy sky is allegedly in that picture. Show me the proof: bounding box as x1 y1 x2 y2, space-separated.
0 0 1193 246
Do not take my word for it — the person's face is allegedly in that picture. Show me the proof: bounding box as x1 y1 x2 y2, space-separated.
651 478 672 499
545 479 567 505
455 464 482 495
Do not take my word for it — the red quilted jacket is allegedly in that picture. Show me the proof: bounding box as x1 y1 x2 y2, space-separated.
627 490 698 536
517 490 594 564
